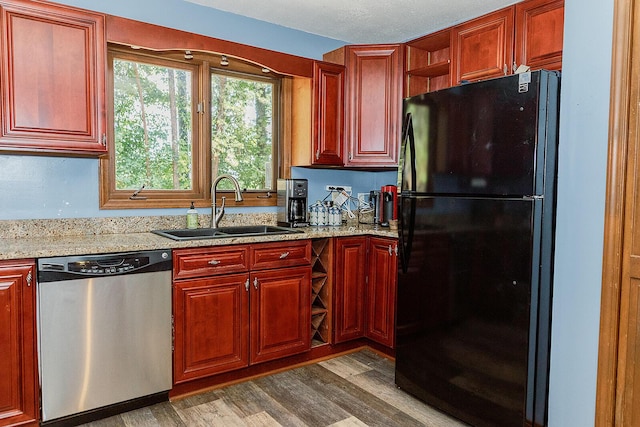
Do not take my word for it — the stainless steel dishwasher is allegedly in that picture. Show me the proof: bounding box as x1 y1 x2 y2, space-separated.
37 249 173 425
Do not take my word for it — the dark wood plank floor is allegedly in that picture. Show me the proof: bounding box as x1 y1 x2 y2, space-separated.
81 349 468 427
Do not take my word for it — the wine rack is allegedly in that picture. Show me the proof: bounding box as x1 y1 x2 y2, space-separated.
311 238 333 347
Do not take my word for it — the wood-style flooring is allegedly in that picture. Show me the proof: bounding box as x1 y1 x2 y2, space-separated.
81 349 468 427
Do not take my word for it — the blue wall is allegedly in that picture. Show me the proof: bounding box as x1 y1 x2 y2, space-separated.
0 0 616 425
547 0 613 425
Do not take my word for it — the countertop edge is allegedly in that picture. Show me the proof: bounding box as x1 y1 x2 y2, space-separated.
0 226 398 261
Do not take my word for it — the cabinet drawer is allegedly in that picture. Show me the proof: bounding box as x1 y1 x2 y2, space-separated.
173 246 249 280
250 240 312 270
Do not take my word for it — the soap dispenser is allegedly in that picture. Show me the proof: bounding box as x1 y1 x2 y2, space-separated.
186 202 198 229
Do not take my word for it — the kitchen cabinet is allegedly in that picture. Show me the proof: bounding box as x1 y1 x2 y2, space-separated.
324 44 403 167
451 7 515 84
290 61 344 167
312 61 344 166
365 237 398 348
0 0 106 155
0 259 38 427
172 241 311 384
514 0 564 71
311 238 333 347
406 0 564 93
333 236 397 348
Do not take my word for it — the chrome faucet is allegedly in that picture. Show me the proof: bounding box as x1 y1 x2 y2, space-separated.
211 174 244 228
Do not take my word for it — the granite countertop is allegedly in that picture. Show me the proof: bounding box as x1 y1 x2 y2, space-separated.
0 217 397 260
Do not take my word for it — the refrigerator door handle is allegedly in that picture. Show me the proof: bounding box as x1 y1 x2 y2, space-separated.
398 196 416 274
400 112 417 193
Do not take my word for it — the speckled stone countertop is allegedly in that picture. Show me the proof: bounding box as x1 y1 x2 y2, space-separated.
0 213 398 260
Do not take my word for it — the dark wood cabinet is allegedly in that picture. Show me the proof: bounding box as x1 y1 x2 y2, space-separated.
333 236 367 343
451 7 515 85
515 0 564 71
334 236 397 348
250 267 311 364
0 259 38 427
366 237 398 348
0 0 106 155
324 44 403 167
173 273 250 383
406 0 563 93
172 241 311 383
312 61 344 166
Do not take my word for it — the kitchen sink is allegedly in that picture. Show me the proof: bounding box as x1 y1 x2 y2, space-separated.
151 225 304 241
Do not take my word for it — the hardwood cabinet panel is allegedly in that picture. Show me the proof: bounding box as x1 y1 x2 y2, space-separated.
0 260 37 427
0 0 106 155
173 274 250 383
173 246 250 280
250 267 311 364
339 45 402 167
312 61 344 166
451 7 514 85
334 237 367 343
515 0 564 71
250 240 311 270
366 237 397 348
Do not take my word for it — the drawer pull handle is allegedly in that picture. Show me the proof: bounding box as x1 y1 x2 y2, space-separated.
253 277 259 289
245 278 249 292
208 259 221 265
279 252 290 259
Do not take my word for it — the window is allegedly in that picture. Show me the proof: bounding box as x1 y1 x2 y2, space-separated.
100 47 281 209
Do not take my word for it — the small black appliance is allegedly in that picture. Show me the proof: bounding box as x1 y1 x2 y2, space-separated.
277 178 309 227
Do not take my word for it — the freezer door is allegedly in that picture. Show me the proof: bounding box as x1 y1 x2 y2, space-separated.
395 195 549 427
400 71 559 197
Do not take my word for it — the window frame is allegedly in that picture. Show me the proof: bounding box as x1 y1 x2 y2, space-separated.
99 45 281 209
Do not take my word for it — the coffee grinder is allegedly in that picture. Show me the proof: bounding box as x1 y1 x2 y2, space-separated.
277 178 309 227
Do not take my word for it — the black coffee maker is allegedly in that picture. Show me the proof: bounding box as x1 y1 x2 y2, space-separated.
277 179 309 227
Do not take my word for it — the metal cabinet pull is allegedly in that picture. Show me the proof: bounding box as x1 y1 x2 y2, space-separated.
26 271 32 287
208 259 221 265
388 245 393 256
245 278 249 292
279 252 290 259
394 244 399 257
503 63 508 75
253 277 259 289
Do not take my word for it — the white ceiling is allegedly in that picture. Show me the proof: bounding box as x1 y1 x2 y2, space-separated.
184 0 521 44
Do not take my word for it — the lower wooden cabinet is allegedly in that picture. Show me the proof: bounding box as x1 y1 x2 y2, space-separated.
172 242 311 384
0 259 38 427
333 236 398 348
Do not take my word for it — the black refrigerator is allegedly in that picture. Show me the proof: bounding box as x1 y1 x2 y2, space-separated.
394 70 560 427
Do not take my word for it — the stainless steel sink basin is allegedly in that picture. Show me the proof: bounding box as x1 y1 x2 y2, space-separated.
151 225 303 241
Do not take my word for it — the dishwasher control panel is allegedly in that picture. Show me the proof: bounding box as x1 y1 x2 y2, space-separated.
38 250 171 281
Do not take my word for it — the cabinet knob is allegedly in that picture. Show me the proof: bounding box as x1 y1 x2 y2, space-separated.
245 278 249 292
208 259 221 265
388 245 393 256
253 277 259 289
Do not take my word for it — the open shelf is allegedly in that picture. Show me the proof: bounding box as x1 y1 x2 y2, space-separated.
405 28 452 96
311 238 333 347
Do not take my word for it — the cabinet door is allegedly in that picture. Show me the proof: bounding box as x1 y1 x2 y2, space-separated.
312 61 344 166
333 237 367 343
173 273 249 383
0 0 106 155
0 260 37 427
250 267 311 364
344 45 402 167
515 0 564 71
366 238 397 348
451 7 514 84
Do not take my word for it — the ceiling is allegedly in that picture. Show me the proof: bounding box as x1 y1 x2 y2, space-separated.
184 0 521 44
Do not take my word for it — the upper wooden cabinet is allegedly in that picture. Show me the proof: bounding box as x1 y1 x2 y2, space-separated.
451 7 515 84
0 259 38 427
312 61 344 166
0 0 106 156
514 0 564 71
405 0 564 94
324 44 403 167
